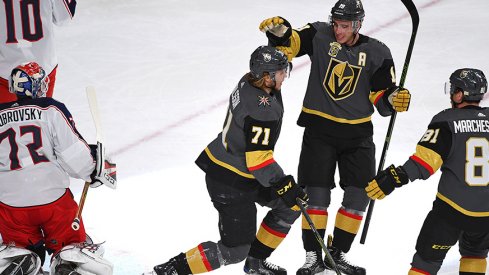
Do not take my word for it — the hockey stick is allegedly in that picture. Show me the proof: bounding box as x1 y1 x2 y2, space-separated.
360 0 419 244
72 86 104 231
296 198 341 275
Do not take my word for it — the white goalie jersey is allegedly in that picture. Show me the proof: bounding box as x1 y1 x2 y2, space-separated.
0 0 76 80
0 97 94 207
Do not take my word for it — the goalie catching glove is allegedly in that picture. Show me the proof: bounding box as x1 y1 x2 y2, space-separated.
365 165 409 200
385 86 411 112
90 142 117 189
272 175 308 211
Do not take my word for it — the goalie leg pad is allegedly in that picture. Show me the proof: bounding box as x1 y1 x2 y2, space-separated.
50 243 113 275
0 244 41 275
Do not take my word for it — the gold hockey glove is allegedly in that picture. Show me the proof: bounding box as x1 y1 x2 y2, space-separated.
259 16 288 36
386 87 411 112
272 175 308 211
365 165 409 200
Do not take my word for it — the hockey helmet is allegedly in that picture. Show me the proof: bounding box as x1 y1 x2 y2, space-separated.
446 68 487 101
250 46 289 80
9 62 49 98
331 0 365 22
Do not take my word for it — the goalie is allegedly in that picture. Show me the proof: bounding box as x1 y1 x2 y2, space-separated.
0 62 116 275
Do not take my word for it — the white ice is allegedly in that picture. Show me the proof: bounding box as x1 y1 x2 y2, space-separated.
19 0 489 274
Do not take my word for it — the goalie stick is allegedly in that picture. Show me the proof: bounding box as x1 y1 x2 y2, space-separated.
360 0 419 244
72 86 105 231
296 198 341 275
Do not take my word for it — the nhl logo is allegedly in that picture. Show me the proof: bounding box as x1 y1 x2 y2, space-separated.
328 42 342 57
263 53 272 62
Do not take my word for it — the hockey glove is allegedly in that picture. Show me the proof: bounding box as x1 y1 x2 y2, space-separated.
90 142 117 189
386 86 411 112
365 165 409 200
259 16 292 45
272 175 308 211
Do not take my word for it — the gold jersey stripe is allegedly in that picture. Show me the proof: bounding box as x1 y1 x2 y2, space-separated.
204 147 254 179
369 90 385 105
302 106 371 124
437 193 489 217
256 223 286 249
245 150 274 170
186 245 211 274
460 257 487 273
335 210 362 234
413 145 443 174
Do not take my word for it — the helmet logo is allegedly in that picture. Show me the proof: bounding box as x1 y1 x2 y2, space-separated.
339 3 345 9
328 42 342 57
460 70 468 78
323 58 362 100
263 53 272 62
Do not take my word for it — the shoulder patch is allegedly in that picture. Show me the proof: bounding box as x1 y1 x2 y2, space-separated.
258 95 271 107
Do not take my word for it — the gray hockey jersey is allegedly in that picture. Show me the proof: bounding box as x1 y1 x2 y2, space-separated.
402 106 489 230
195 76 286 189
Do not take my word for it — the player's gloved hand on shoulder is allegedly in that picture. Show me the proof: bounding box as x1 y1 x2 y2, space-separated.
90 142 117 189
272 175 308 211
386 86 411 112
365 165 409 200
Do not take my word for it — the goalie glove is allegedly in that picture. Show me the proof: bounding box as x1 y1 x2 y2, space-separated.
90 142 117 189
365 165 409 200
272 175 308 211
385 86 411 112
259 16 292 45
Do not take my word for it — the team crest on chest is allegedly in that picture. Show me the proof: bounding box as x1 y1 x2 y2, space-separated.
258 95 271 107
323 58 362 100
328 42 342 57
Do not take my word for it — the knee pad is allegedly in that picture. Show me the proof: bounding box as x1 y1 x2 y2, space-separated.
50 243 113 275
217 242 250 265
0 244 41 275
342 186 369 211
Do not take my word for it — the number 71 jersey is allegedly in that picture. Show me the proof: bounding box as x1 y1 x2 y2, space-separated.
409 106 489 220
0 0 76 79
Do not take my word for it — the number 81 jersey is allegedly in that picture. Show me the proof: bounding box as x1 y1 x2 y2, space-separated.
407 106 489 229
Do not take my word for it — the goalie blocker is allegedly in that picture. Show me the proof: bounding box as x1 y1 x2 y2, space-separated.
90 142 117 189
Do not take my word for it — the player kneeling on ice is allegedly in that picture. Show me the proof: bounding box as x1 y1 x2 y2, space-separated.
0 62 117 275
144 46 308 275
366 68 489 275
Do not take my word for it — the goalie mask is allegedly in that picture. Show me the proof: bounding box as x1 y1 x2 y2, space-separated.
330 0 365 33
445 68 487 102
250 45 290 81
9 62 50 98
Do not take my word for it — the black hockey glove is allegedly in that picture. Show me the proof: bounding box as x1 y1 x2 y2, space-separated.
259 16 292 46
272 175 308 211
365 165 409 200
385 86 411 112
90 142 117 189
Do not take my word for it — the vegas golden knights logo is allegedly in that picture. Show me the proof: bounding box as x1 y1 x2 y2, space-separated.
323 58 362 100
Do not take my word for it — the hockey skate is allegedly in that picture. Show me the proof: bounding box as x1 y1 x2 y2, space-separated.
244 256 287 275
0 254 37 275
152 257 179 275
296 250 326 275
324 246 365 275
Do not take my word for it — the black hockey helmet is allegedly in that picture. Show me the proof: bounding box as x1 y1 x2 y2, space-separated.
331 0 365 22
250 46 289 80
446 68 487 101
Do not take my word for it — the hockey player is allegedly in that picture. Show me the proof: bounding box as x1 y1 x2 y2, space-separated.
0 0 76 103
366 68 489 275
146 46 308 275
0 62 116 275
259 0 411 274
